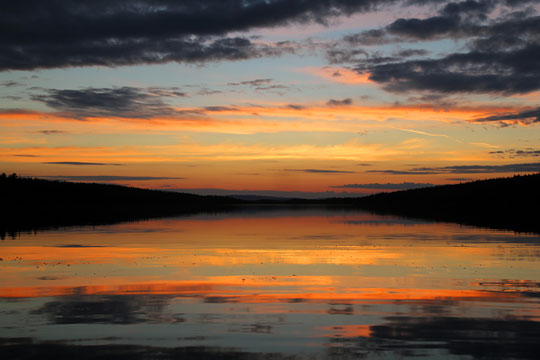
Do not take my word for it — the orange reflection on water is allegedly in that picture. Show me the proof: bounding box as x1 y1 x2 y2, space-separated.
1 210 540 359
2 212 540 298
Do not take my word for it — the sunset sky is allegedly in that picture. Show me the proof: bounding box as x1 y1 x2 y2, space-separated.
1 0 540 197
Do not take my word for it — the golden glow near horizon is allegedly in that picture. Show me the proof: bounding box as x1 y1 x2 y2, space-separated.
1 1 540 197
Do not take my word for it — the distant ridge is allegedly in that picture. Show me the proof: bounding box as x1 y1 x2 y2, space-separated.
0 173 240 238
2 172 539 237
350 173 540 234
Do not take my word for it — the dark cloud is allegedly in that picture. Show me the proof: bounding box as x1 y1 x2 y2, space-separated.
1 35 297 71
406 93 457 108
474 106 540 124
286 168 355 174
368 162 540 174
489 148 540 157
0 0 397 71
43 175 185 181
365 44 540 94
343 29 393 46
387 15 463 39
1 81 21 87
37 130 67 135
365 169 438 175
13 154 39 157
332 182 435 189
227 78 290 93
228 79 273 87
336 0 540 95
254 84 290 92
44 162 124 166
0 95 23 101
326 98 353 106
32 86 195 120
345 0 538 45
37 276 62 280
54 244 106 248
0 108 37 115
447 177 474 181
203 106 237 112
196 88 223 96
326 48 369 63
287 104 306 110
393 49 430 57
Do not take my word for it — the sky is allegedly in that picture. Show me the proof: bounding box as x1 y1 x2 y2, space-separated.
1 0 540 197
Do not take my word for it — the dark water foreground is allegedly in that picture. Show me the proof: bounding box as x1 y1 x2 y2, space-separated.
1 209 540 359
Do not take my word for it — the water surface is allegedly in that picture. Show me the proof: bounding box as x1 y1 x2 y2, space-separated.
1 209 540 359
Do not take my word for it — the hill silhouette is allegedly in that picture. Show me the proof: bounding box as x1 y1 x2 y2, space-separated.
0 173 240 238
348 173 540 234
2 172 539 237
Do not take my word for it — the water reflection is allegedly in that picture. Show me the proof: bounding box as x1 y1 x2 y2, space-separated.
1 209 540 359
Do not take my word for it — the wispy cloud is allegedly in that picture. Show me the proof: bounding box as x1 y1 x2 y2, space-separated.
32 86 190 120
42 175 184 181
44 162 124 166
327 98 353 107
332 182 435 190
369 162 540 175
490 149 540 158
2 0 387 71
474 107 540 125
394 127 450 138
285 169 355 174
36 130 68 135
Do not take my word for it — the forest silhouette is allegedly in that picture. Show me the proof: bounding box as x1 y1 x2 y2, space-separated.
1 172 539 237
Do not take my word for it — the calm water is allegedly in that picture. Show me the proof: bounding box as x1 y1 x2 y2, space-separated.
1 208 540 359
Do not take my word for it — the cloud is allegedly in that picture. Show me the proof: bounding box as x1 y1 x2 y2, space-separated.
1 80 21 87
285 168 355 174
368 162 540 174
334 1 540 95
227 78 290 93
394 127 450 138
344 0 537 45
364 45 540 94
332 182 435 189
1 35 295 71
32 86 194 120
326 98 353 106
489 148 540 157
393 49 429 57
228 79 273 87
37 130 67 135
42 175 184 181
0 0 397 71
474 106 540 124
286 104 306 110
44 162 124 166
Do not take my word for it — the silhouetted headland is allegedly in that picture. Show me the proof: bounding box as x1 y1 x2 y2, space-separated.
345 173 540 234
0 173 241 238
2 172 539 237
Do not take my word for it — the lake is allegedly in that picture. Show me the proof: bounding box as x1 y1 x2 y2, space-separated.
1 208 540 359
